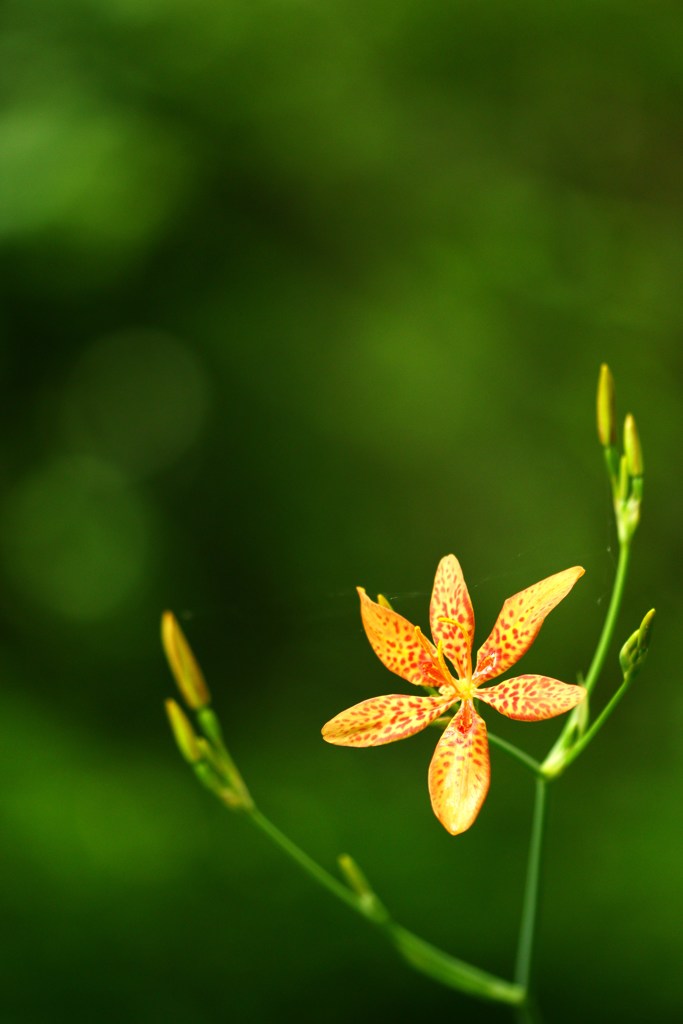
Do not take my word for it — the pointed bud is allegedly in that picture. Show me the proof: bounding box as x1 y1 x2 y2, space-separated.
623 413 643 477
619 609 655 676
165 699 202 763
161 611 210 710
377 593 394 610
597 364 616 447
194 760 236 802
196 708 254 811
338 854 388 922
637 607 656 651
618 633 636 676
338 853 373 899
617 454 629 503
195 737 225 776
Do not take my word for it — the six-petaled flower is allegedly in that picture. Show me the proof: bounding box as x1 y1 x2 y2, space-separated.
322 555 586 835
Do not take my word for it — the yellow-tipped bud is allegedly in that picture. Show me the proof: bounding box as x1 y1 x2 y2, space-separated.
161 611 210 710
637 607 656 650
597 364 617 447
165 699 202 763
377 593 394 610
338 854 388 922
623 413 643 477
338 853 373 899
618 453 629 502
619 609 655 676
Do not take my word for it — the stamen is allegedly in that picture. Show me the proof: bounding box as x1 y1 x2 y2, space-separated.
436 640 453 682
437 615 469 641
437 615 473 680
414 626 434 655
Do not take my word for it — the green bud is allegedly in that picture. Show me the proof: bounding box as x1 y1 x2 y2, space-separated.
193 760 235 801
623 413 643 477
597 364 617 447
619 609 655 676
338 854 388 922
617 454 629 503
338 853 373 899
637 607 656 651
196 708 254 811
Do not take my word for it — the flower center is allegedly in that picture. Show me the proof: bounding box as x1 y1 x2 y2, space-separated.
434 637 474 701
414 625 476 700
436 614 474 680
456 675 475 701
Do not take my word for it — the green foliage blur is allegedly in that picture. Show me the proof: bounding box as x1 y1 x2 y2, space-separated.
2 2 682 1021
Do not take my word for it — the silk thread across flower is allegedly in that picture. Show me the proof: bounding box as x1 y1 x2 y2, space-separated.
322 555 586 835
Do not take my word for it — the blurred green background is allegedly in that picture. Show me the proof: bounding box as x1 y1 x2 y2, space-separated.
2 1 682 1021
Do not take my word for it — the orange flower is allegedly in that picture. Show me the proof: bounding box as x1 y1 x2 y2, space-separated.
322 556 585 835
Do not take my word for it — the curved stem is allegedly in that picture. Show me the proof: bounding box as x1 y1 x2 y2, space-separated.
488 732 543 776
583 542 631 695
245 805 523 1004
514 777 548 1000
516 998 544 1024
553 673 632 773
542 539 632 777
248 807 366 915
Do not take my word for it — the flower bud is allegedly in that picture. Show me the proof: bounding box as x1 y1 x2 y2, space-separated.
165 699 202 763
619 609 655 676
637 607 656 651
338 854 388 922
623 413 643 477
597 364 616 447
161 611 210 710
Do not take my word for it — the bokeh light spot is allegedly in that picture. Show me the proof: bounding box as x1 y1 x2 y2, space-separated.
63 330 210 477
0 456 151 621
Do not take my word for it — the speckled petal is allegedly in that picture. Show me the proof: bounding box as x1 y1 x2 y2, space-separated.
429 554 475 679
428 701 490 836
473 566 585 683
358 587 444 688
476 675 586 721
322 694 455 747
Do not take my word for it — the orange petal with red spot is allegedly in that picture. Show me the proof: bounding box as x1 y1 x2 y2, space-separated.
358 587 443 688
473 566 585 683
430 554 475 679
322 693 455 747
476 675 586 721
428 701 490 836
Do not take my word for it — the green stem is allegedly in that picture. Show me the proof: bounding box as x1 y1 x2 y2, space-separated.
198 708 253 807
516 998 544 1024
552 673 633 773
248 807 367 917
514 777 548 1004
542 539 632 777
488 732 543 776
245 805 523 1004
582 542 631 696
